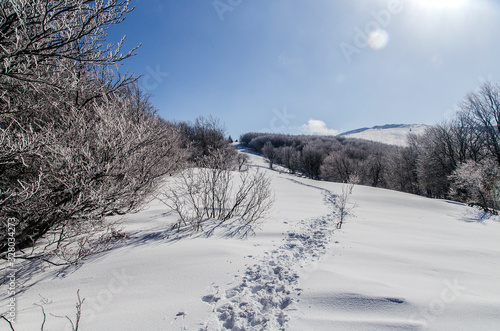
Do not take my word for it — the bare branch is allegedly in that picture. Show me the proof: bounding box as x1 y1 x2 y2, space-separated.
0 315 15 331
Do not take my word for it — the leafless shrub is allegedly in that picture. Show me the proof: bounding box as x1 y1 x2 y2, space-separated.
1 290 84 331
159 149 275 232
1 81 189 263
32 290 84 331
51 290 84 331
336 177 356 229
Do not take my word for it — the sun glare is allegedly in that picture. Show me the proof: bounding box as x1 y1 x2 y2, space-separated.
417 0 468 9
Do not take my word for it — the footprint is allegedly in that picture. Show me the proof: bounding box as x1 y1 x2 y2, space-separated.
202 294 220 304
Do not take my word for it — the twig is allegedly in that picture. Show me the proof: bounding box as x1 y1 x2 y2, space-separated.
0 315 16 331
33 303 46 331
50 289 84 331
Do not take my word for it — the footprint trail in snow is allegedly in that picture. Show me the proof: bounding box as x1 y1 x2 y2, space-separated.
201 181 339 330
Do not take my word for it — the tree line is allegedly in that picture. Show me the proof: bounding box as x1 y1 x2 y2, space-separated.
241 82 500 213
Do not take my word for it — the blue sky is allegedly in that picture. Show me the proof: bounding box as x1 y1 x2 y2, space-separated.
108 0 500 138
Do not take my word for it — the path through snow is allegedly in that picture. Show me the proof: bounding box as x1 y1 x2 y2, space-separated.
200 181 340 330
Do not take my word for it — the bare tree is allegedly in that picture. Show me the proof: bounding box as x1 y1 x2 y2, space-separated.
320 151 354 183
385 146 419 194
262 141 278 169
236 152 250 172
0 0 137 83
300 143 325 179
188 116 231 161
459 82 500 165
415 93 494 200
1 79 189 262
280 146 300 174
0 0 145 260
0 0 195 264
416 125 457 198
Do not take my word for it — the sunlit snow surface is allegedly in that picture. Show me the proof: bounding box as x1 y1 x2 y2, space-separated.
1 149 499 331
341 124 430 146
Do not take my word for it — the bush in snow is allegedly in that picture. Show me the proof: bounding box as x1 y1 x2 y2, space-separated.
160 149 275 231
0 0 189 263
449 158 500 213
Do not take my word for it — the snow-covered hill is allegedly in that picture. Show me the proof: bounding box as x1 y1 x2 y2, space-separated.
340 124 430 146
2 149 500 331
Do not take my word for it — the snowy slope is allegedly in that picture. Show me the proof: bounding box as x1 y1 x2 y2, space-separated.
1 149 500 331
340 124 430 146
288 181 500 331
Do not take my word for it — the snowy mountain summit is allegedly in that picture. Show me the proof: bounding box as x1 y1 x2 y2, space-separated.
340 124 430 146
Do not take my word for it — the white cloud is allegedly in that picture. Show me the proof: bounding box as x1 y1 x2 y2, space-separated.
301 119 339 136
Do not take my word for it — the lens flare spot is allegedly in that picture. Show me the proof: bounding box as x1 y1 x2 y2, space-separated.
368 29 390 50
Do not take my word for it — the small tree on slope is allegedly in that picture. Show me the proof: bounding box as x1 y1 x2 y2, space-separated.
336 177 357 229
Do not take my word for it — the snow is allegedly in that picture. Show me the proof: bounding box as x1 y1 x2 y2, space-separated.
2 150 500 331
341 124 430 146
288 183 500 330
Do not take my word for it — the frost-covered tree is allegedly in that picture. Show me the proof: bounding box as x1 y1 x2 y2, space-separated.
262 141 278 169
320 151 353 183
449 158 500 212
0 0 190 262
385 146 419 194
300 142 326 179
280 146 300 174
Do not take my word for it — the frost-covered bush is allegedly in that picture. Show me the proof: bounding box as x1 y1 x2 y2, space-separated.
0 0 189 262
160 149 275 231
449 158 500 213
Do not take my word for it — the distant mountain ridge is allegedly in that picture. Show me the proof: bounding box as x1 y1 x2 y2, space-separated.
340 124 416 136
339 124 430 146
